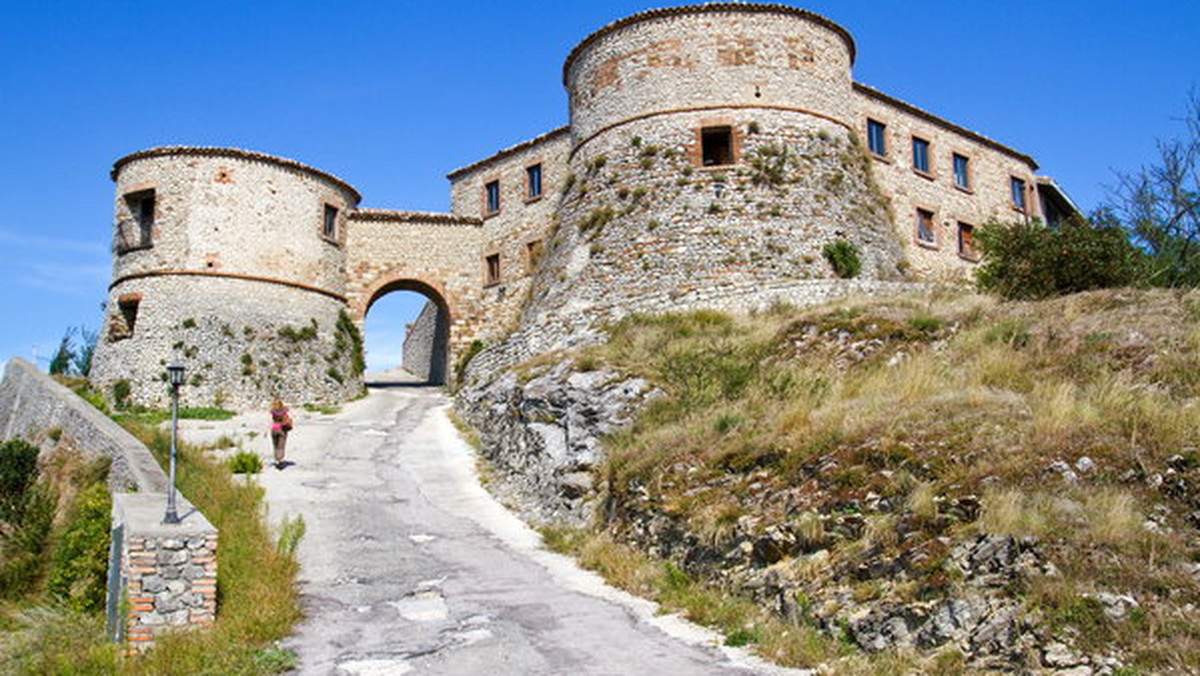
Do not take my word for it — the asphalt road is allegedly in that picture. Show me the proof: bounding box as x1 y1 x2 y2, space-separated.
187 372 805 676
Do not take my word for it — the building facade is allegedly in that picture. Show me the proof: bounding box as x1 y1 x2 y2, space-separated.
92 3 1075 409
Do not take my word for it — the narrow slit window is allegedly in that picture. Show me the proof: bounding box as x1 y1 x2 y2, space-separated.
526 164 542 199
485 180 501 214
485 253 501 285
701 126 733 166
323 204 338 240
916 208 936 246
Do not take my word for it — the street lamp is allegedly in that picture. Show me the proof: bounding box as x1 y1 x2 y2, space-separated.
163 359 185 524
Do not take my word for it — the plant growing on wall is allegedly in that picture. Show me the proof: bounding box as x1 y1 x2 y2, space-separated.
823 239 862 279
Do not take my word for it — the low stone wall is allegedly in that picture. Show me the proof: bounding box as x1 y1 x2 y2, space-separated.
0 358 167 493
112 494 218 649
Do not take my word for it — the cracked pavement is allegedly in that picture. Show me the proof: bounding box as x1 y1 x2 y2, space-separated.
183 371 806 675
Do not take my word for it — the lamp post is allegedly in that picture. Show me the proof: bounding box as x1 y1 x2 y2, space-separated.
163 359 185 524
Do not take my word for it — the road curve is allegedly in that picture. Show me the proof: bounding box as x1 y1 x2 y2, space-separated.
187 373 807 676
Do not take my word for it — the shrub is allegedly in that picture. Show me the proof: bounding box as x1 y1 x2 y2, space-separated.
974 217 1140 300
0 484 55 600
454 340 485 384
0 439 40 522
47 483 112 613
228 451 263 474
111 379 132 410
823 239 862 279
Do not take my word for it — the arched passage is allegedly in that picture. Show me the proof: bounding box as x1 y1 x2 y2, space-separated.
361 278 452 385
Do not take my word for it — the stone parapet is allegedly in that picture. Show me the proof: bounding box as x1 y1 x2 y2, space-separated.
0 358 167 493
110 493 218 651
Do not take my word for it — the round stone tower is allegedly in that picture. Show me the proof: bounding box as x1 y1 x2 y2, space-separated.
90 147 365 410
520 3 905 343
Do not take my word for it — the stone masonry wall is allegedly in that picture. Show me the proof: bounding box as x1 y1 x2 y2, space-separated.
402 300 440 381
113 494 218 651
853 85 1042 281
0 358 167 493
90 275 361 411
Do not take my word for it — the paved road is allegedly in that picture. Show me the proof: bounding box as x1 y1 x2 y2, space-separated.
189 373 804 676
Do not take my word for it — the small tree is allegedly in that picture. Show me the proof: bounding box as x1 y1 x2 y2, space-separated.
47 329 75 376
1106 92 1200 287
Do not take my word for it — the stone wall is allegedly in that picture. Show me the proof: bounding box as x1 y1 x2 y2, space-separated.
402 300 441 382
112 494 218 650
0 358 167 493
90 275 362 411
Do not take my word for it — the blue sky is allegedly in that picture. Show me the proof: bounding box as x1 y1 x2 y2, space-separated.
1 1 1197 372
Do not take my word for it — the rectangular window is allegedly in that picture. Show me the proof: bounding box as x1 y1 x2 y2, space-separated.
916 208 936 246
1011 177 1027 211
912 137 931 174
867 119 887 156
485 180 501 214
122 189 155 250
485 253 501 286
701 126 733 166
323 204 338 240
953 153 970 190
526 164 542 200
958 222 977 260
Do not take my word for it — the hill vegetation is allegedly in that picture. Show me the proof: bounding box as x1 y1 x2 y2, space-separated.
543 288 1200 674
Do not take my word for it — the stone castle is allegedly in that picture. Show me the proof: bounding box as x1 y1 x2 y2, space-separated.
91 3 1077 409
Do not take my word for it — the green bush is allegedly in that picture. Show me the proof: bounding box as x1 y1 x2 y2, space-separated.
823 239 862 279
454 340 485 384
228 451 263 475
0 439 40 523
0 484 55 600
111 379 132 410
47 483 112 613
974 217 1140 300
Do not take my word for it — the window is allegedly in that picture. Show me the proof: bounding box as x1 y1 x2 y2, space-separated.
867 119 887 156
485 253 501 286
1010 177 1027 211
916 208 936 246
323 204 338 240
526 240 543 270
109 294 141 342
485 180 501 215
958 222 977 260
701 126 733 166
912 137 931 174
526 164 542 200
952 153 970 190
121 189 155 250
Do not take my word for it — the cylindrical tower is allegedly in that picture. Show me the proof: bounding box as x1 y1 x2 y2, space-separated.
520 4 905 339
91 147 365 410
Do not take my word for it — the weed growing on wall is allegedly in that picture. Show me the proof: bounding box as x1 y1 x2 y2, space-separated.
823 239 861 279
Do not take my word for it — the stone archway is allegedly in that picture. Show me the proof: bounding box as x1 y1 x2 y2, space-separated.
359 277 453 385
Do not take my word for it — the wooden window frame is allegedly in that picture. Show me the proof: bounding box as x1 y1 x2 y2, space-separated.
484 252 502 287
915 206 939 249
320 200 343 245
951 151 973 193
483 179 502 217
1010 176 1029 214
957 221 979 261
866 118 888 160
524 162 544 203
911 135 934 180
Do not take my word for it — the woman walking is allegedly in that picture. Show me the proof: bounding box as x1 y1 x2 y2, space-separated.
269 398 293 469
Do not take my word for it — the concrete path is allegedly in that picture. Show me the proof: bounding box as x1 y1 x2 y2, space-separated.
181 371 805 676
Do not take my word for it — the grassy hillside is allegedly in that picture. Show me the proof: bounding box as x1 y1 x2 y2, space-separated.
549 288 1200 674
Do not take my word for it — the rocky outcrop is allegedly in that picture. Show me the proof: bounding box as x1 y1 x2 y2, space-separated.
456 361 657 525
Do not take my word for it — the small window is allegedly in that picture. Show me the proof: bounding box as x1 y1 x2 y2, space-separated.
958 222 977 260
485 253 501 286
484 180 501 215
526 164 543 200
109 294 141 342
912 137 931 174
953 154 970 190
323 204 338 240
916 208 936 246
1011 177 1027 211
701 126 733 166
526 240 543 270
867 119 887 156
122 189 155 250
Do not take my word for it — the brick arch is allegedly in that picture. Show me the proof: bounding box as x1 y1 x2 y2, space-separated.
355 271 457 385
